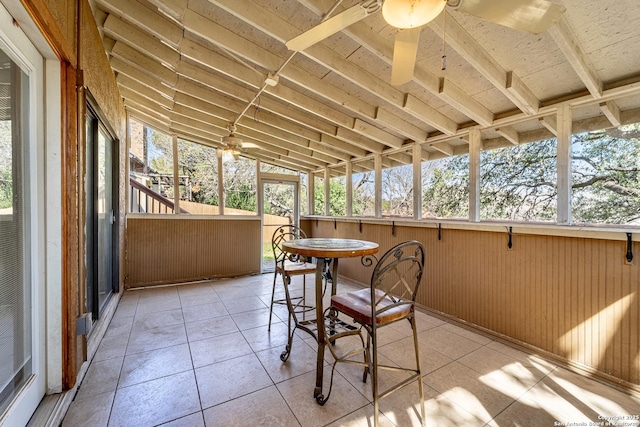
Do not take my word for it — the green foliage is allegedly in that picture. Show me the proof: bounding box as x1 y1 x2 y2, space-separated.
226 183 256 211
422 126 640 224
223 157 257 212
423 156 469 218
0 169 11 209
0 121 13 209
352 172 374 216
177 139 218 205
329 177 347 216
480 140 557 221
572 125 640 224
263 181 294 217
313 178 325 215
382 165 412 216
134 122 640 225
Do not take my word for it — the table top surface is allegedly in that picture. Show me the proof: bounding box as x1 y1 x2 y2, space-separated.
282 238 379 258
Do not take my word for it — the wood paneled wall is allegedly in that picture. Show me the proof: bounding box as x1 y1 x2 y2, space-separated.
303 218 640 391
126 217 262 287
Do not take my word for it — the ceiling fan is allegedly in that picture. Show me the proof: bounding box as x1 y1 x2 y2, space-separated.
221 125 261 159
286 0 566 85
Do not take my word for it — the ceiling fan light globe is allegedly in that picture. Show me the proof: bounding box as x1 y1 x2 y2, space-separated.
382 0 446 28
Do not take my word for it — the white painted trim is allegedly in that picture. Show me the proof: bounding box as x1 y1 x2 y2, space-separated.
346 160 352 217
324 167 330 216
468 129 481 222
126 213 261 220
374 154 382 218
413 142 422 220
44 59 62 394
0 1 56 424
304 216 640 242
557 104 572 224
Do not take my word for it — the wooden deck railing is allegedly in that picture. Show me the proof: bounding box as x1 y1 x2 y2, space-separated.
129 178 189 214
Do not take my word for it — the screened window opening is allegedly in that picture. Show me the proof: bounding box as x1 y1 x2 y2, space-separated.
177 138 219 215
223 155 257 215
480 139 557 222
314 175 325 215
329 175 346 216
300 172 308 216
572 123 640 225
129 119 176 214
352 170 374 217
382 163 413 217
422 155 470 219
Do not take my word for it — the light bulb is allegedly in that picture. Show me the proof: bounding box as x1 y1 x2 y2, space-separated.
382 0 446 29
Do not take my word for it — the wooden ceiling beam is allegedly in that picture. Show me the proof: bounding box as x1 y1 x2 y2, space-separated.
145 0 188 21
182 8 395 149
118 84 172 114
539 116 558 136
296 0 507 130
170 104 333 166
110 42 177 86
103 14 179 69
124 102 171 132
599 101 621 127
429 11 539 115
496 126 520 145
404 95 457 136
112 60 175 100
549 17 603 99
116 75 174 109
439 78 494 127
205 0 456 142
335 128 385 154
95 0 182 48
429 141 455 156
308 141 352 162
318 134 368 158
375 107 428 142
352 118 404 148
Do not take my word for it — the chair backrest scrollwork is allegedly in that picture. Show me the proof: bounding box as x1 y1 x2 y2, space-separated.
271 225 307 266
370 240 425 317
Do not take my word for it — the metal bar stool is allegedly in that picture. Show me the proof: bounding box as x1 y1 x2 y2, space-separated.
269 225 317 358
321 240 426 427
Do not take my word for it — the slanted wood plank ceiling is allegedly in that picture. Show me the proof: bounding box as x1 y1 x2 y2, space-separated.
90 0 640 176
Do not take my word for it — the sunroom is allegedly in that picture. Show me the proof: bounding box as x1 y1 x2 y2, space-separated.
0 0 639 425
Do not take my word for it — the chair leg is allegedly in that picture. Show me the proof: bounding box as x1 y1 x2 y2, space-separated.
268 272 278 331
412 316 426 427
280 273 297 362
280 305 294 362
301 274 306 321
363 330 371 384
370 327 380 427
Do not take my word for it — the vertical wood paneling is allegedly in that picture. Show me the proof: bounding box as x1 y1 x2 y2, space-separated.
302 219 640 391
126 217 261 287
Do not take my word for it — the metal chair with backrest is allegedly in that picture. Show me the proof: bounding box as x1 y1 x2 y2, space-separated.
269 225 317 358
321 240 426 427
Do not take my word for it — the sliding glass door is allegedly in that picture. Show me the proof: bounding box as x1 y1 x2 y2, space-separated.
0 2 46 423
86 102 119 323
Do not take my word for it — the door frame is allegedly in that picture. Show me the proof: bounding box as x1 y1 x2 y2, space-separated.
259 173 300 273
85 93 120 325
0 1 60 424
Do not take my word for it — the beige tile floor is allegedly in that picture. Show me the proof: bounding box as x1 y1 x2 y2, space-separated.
61 274 640 427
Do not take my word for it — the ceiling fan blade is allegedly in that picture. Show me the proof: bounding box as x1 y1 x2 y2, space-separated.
455 0 566 34
286 3 371 51
391 27 421 86
241 142 261 149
